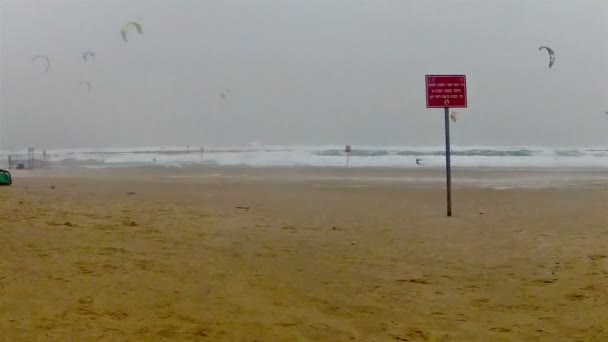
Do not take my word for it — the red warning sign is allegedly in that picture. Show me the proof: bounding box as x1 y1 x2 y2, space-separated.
425 75 467 108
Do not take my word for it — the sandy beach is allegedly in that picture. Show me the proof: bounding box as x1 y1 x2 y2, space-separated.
1 167 608 340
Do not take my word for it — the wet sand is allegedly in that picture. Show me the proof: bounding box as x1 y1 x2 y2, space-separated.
1 167 608 340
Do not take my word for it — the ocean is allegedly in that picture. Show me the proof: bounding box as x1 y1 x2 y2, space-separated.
3 145 608 169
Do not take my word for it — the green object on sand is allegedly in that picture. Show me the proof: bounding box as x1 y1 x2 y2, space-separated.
0 169 12 186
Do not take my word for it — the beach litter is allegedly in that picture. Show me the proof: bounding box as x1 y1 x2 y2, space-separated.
123 220 137 227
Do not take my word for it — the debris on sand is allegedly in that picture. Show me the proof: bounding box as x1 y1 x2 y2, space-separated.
64 222 73 227
127 192 136 195
123 220 137 227
236 206 250 210
50 185 55 190
396 278 432 285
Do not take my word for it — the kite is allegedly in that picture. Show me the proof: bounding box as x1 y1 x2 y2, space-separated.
82 51 95 62
32 55 50 72
80 81 92 92
121 21 143 42
538 46 555 68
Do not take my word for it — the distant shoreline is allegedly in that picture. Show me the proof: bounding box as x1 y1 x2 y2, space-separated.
8 165 608 190
4 145 608 169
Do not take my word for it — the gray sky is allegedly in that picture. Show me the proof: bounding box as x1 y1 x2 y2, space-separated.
1 0 607 149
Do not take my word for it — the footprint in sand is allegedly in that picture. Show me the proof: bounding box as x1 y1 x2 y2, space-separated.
274 322 298 327
79 296 94 304
391 328 429 341
532 279 557 285
588 254 607 261
105 311 129 320
135 259 155 270
582 284 599 291
472 298 490 305
157 325 181 339
98 247 127 256
566 293 588 301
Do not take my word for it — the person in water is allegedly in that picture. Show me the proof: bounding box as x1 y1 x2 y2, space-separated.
416 158 422 165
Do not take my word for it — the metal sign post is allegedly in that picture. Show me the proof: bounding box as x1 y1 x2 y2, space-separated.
425 75 467 217
444 107 452 216
345 145 351 168
27 147 35 169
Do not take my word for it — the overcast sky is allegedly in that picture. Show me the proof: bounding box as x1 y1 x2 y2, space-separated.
0 0 606 149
